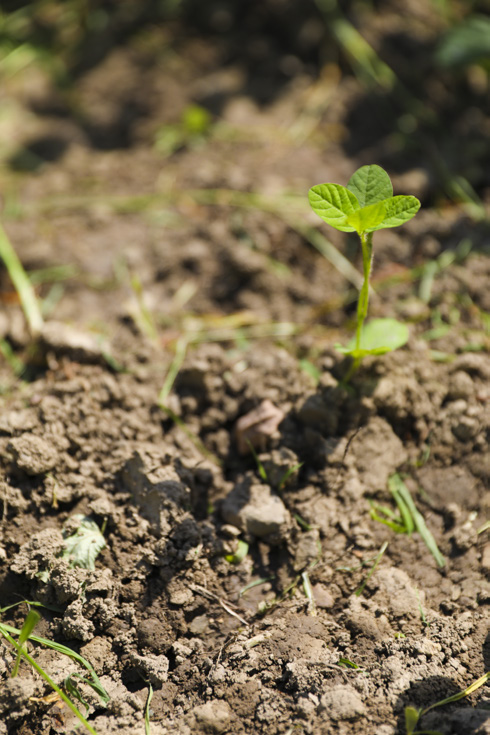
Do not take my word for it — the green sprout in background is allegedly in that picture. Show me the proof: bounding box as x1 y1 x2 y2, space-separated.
309 164 420 377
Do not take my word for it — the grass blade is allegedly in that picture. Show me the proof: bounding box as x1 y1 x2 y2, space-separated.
0 222 43 335
11 609 41 678
0 627 100 735
145 682 154 735
396 480 445 568
0 621 109 704
389 475 415 535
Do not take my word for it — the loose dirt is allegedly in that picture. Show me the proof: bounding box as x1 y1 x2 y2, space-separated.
0 2 489 734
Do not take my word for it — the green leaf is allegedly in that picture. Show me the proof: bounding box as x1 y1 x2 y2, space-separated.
347 164 393 207
11 610 41 677
308 183 360 232
346 201 387 234
61 515 106 571
372 195 420 230
225 540 249 564
336 318 409 358
405 706 421 735
436 15 490 69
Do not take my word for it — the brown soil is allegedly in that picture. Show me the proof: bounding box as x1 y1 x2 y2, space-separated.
0 2 489 734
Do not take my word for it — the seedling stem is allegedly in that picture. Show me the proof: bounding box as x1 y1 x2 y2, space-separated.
308 165 420 377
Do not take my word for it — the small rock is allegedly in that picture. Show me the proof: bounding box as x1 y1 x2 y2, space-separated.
447 370 475 401
62 599 95 642
221 478 290 539
452 415 480 442
120 447 191 536
80 637 116 675
261 446 301 488
234 400 285 455
8 434 59 475
126 650 169 687
191 700 232 733
319 685 366 721
375 567 424 619
189 614 209 636
39 321 105 363
292 529 321 571
351 417 408 491
311 584 334 609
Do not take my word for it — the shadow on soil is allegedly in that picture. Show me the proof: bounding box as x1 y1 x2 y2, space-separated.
395 670 490 735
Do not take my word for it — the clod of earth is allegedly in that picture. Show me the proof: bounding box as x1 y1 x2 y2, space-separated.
234 399 285 455
221 477 291 540
8 434 59 475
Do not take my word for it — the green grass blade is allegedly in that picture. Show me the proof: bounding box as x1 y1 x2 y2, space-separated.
405 705 421 734
0 221 43 335
0 621 110 704
0 627 100 735
301 571 316 615
11 609 41 677
246 440 268 482
420 672 490 719
224 539 249 564
369 500 408 533
278 462 303 491
0 338 25 376
394 477 445 568
389 475 415 535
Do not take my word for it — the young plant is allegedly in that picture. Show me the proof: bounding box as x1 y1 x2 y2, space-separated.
0 604 110 735
309 164 420 376
370 473 445 568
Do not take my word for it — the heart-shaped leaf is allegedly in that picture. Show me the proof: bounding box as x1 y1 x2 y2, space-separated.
308 184 360 232
372 195 420 230
336 318 409 358
347 164 393 207
346 201 387 234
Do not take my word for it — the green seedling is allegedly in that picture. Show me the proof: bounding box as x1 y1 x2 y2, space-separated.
35 515 106 584
155 104 212 157
337 657 361 670
301 571 316 616
405 671 490 735
0 605 109 735
61 515 106 570
309 164 420 377
370 474 445 568
224 539 249 565
0 221 43 336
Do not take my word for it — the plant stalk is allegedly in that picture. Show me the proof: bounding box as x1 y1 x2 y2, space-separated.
355 231 373 351
0 222 43 336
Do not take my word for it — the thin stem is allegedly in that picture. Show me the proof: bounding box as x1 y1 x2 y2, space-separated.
0 222 43 336
355 231 373 351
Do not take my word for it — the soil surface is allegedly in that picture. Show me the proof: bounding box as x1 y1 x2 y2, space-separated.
0 2 489 734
